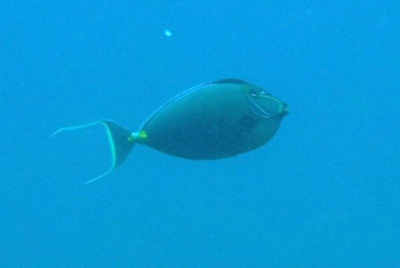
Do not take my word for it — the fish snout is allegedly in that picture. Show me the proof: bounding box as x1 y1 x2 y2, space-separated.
281 103 290 115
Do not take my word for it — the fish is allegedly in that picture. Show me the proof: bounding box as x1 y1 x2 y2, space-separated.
52 79 289 184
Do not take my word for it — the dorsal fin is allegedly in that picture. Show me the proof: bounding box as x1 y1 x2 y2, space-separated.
212 79 247 85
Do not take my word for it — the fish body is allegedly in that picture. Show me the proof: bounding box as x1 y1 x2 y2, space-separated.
139 79 287 159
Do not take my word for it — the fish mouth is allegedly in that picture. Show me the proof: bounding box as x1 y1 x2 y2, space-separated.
278 103 290 118
282 104 290 114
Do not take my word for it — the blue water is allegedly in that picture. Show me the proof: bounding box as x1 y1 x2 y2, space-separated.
1 1 399 267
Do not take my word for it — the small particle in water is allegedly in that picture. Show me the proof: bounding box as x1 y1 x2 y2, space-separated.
164 29 172 37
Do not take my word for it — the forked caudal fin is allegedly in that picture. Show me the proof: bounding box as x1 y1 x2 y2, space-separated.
52 120 135 184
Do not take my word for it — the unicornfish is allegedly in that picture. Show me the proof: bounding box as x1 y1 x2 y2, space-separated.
52 79 289 184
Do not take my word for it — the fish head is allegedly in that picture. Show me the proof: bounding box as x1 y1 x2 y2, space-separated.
243 85 289 119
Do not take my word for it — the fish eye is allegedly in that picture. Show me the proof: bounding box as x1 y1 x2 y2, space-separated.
250 89 259 97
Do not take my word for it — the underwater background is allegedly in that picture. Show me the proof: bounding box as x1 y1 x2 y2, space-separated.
1 0 399 267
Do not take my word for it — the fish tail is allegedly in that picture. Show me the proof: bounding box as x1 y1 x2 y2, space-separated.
52 120 135 184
